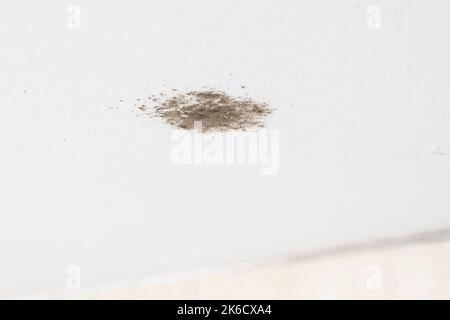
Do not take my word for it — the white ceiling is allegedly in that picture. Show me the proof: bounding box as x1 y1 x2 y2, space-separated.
1 0 449 297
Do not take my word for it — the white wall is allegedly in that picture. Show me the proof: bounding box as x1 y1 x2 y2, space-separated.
47 235 450 299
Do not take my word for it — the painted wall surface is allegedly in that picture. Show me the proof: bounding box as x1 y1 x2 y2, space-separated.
60 237 450 300
1 0 449 297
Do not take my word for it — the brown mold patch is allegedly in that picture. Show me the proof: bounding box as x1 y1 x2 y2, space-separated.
139 90 272 132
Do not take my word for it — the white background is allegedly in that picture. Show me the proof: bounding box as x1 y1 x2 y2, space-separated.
1 0 449 297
